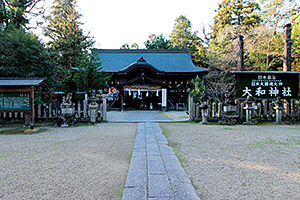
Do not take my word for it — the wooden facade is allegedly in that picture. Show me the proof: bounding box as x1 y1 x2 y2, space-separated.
96 49 209 110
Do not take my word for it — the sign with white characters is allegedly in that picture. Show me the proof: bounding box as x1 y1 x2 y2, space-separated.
232 71 299 99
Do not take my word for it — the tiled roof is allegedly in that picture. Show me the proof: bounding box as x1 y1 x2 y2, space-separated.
94 49 209 74
0 77 45 86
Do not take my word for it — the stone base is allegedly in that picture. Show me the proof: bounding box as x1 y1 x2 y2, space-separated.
24 129 39 133
200 122 210 125
274 122 285 125
243 121 255 125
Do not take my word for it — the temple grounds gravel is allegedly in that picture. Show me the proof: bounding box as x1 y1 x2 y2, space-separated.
0 123 137 200
160 123 300 199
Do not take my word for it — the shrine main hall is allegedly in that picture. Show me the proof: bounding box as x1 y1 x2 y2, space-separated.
96 49 209 111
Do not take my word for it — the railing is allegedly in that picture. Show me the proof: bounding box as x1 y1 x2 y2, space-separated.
0 100 104 123
190 99 300 122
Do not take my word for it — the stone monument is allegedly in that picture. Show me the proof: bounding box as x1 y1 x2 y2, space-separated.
56 93 78 127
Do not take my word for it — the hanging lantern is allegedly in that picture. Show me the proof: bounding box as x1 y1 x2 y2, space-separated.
146 91 149 97
138 88 140 96
156 90 159 97
129 89 131 96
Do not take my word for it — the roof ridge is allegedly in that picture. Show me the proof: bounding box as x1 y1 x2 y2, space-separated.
94 49 189 54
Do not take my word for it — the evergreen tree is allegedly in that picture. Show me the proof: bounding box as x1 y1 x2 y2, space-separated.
144 34 170 49
0 0 44 30
169 15 207 67
212 0 261 37
44 0 93 79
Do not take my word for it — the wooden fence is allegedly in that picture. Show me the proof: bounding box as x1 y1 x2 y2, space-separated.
0 100 104 123
190 99 300 122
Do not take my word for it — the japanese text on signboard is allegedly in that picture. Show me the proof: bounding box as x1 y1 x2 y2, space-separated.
235 73 298 99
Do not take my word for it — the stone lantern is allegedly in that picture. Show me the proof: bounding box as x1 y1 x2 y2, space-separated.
273 96 285 124
199 92 210 125
243 95 255 125
88 94 99 125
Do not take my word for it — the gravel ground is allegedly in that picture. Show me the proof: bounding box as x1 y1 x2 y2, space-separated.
0 123 137 200
160 123 300 199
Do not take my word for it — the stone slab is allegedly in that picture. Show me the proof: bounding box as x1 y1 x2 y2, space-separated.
122 185 147 200
148 156 166 175
148 174 174 198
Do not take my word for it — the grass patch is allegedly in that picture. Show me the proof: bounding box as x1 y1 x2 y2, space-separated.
254 137 300 147
0 128 48 135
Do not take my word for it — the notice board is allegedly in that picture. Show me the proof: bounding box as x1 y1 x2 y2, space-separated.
0 92 31 110
233 71 299 99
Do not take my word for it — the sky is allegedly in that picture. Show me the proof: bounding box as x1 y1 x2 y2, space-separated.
38 0 300 49
74 0 221 49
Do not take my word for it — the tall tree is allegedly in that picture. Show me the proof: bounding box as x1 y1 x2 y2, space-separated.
44 0 93 78
260 0 299 34
291 12 300 71
212 0 261 37
169 15 207 67
144 34 170 49
0 28 57 80
0 0 44 30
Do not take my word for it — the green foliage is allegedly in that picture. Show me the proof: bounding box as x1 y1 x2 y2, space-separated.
169 15 207 67
0 0 44 30
144 34 170 49
44 0 94 79
120 43 139 49
0 28 57 79
72 50 111 92
187 76 206 102
212 0 262 37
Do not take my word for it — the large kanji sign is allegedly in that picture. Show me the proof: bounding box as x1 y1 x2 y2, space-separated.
232 71 299 99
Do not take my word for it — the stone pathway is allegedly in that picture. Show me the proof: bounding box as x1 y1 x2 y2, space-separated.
122 123 199 200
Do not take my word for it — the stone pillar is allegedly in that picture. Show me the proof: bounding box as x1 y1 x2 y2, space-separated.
243 96 254 125
49 103 53 118
83 100 88 118
188 93 194 122
196 103 200 119
102 94 107 122
77 102 81 118
89 95 99 125
274 97 285 124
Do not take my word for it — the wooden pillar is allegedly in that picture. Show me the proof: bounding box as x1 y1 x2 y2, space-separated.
30 85 34 129
120 88 124 112
283 23 292 71
238 35 244 71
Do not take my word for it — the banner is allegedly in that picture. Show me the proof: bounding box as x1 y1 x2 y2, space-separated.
162 88 167 107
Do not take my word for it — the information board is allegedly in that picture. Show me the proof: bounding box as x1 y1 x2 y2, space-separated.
234 72 299 99
0 92 31 110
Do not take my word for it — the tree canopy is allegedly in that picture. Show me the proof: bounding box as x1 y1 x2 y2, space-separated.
212 0 262 37
44 0 93 75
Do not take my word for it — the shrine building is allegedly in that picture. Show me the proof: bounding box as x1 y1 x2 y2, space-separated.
96 49 209 111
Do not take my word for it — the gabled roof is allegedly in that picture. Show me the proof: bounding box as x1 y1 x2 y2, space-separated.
0 77 45 86
94 49 209 74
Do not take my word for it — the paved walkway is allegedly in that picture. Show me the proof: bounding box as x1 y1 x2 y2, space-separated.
107 110 189 123
122 123 199 200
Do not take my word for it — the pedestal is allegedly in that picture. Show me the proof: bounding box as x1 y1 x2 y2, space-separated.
200 107 210 125
274 106 285 124
243 106 255 125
